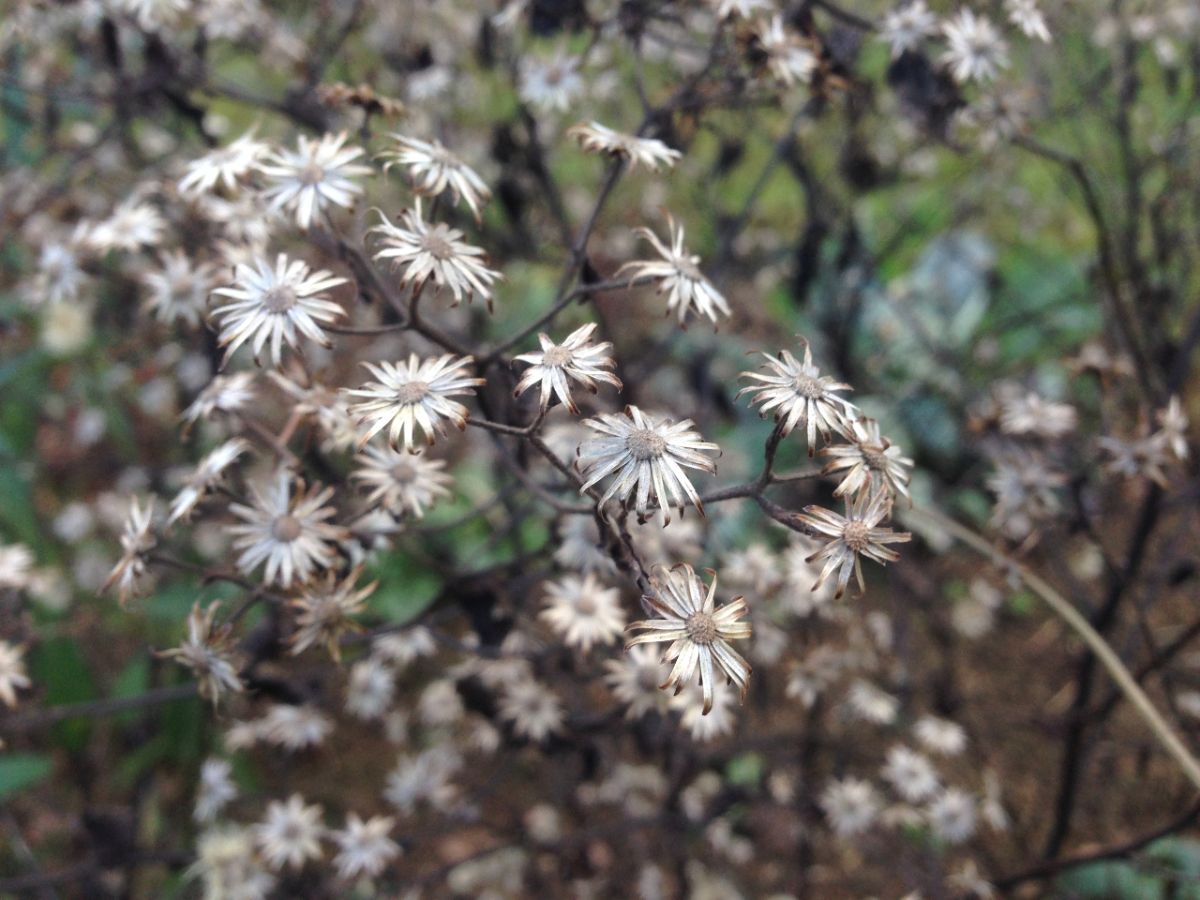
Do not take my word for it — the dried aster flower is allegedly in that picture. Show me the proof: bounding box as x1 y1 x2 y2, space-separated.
986 448 1065 539
259 131 370 229
1099 433 1173 488
268 372 359 450
346 354 484 452
882 744 941 803
0 641 31 709
371 205 501 309
178 129 269 197
941 9 1008 84
915 715 967 756
879 0 939 58
257 704 335 752
604 644 670 719
513 323 622 414
927 787 978 844
577 406 719 524
27 240 88 307
289 567 376 661
498 678 565 742
102 496 156 607
380 134 491 221
518 51 584 113
754 15 819 86
1006 0 1050 42
346 657 396 721
1158 396 1189 461
539 573 626 653
795 491 911 599
712 0 772 21
821 418 913 502
194 758 238 824
998 390 1077 439
189 827 276 900
160 602 244 705
210 254 347 367
670 678 739 741
255 794 325 871
626 564 752 715
168 438 249 526
385 748 462 814
617 214 730 327
182 372 257 428
0 543 35 590
142 250 218 328
737 340 856 452
821 776 881 837
352 444 453 518
228 472 347 588
331 813 401 881
86 199 167 253
567 122 682 171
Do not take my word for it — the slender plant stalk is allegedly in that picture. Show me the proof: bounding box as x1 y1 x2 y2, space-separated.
907 505 1200 791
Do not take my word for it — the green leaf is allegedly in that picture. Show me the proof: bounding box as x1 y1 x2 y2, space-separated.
0 464 40 546
369 551 440 624
32 637 96 752
111 656 151 727
0 753 54 799
725 752 764 789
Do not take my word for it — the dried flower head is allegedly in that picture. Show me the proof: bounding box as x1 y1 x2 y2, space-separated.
755 15 819 86
289 567 376 661
0 641 31 709
142 250 219 328
371 204 501 308
617 214 730 327
821 418 913 502
255 794 325 871
228 471 347 588
498 678 566 742
626 564 752 715
160 602 244 705
102 496 156 608
352 444 453 518
345 354 485 452
879 1 939 58
513 323 622 414
210 254 347 367
182 372 257 429
259 132 370 229
567 122 682 171
577 405 719 524
178 129 269 197
518 51 584 112
539 573 626 653
380 134 491 221
941 9 1009 83
738 339 857 452
331 813 401 881
604 643 671 719
168 438 250 526
795 491 912 598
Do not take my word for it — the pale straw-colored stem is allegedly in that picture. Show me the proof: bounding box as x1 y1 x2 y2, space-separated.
907 504 1200 791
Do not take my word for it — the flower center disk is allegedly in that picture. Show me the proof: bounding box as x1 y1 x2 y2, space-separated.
685 612 718 645
543 346 573 368
626 428 666 460
843 520 871 552
262 286 298 314
271 514 302 543
395 380 430 406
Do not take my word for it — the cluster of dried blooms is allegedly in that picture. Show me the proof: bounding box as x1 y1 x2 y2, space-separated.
2 0 1199 897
